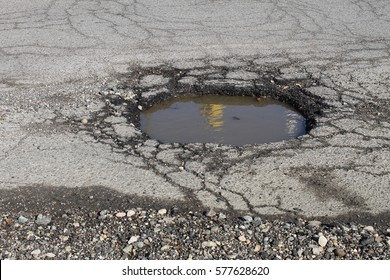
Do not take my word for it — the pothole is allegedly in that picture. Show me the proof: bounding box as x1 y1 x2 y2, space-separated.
88 65 328 149
140 94 306 146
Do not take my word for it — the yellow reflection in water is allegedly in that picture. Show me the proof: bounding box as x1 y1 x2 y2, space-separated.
200 104 225 130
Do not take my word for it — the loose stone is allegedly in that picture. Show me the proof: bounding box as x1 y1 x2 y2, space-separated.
128 236 139 244
115 212 126 218
218 213 226 220
81 118 88 124
334 248 346 257
127 210 136 217
161 245 170 251
123 246 132 254
158 209 167 215
360 237 374 246
31 249 41 256
312 246 323 255
241 216 253 223
211 226 219 233
136 242 144 249
202 241 217 248
46 253 56 258
238 235 247 242
99 210 108 216
206 209 217 217
35 214 51 225
363 226 375 233
254 244 261 252
18 216 29 224
318 236 328 247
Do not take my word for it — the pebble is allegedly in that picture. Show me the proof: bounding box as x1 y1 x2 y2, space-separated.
202 241 217 248
158 209 167 215
238 235 247 242
318 235 328 247
99 210 108 216
136 242 144 249
127 210 136 217
18 216 29 224
312 246 323 255
363 226 375 233
128 236 139 244
161 245 170 251
360 237 374 246
123 245 132 254
35 214 51 225
65 246 71 253
211 226 220 233
218 213 226 220
46 253 56 258
31 249 41 256
254 244 261 252
206 209 217 217
115 212 126 218
137 105 143 111
334 248 346 257
241 216 253 223
81 118 88 125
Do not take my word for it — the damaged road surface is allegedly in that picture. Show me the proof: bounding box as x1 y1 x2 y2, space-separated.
0 0 389 227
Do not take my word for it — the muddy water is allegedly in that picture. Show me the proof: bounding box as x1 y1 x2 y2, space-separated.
140 95 306 146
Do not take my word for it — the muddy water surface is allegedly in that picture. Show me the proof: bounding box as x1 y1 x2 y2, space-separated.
140 95 306 146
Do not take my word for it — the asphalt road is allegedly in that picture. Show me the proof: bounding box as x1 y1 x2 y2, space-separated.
0 0 389 224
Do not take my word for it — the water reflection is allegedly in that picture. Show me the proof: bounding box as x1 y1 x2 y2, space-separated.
140 95 306 145
200 104 224 130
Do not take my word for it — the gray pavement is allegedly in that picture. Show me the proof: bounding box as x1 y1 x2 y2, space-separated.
0 0 389 223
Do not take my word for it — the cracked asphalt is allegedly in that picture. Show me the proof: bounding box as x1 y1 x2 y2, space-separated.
0 0 389 225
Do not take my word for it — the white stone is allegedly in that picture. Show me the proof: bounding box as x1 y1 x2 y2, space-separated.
31 249 41 256
128 236 139 244
158 209 167 215
312 246 324 255
115 212 126 218
161 245 170 251
364 226 375 233
46 253 56 258
127 210 136 217
238 235 247 242
318 235 328 247
202 241 217 248
123 245 132 254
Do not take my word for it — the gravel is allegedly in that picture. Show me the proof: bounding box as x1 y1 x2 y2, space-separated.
1 209 389 260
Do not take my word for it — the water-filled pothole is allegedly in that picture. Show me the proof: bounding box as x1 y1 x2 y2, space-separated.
140 95 306 146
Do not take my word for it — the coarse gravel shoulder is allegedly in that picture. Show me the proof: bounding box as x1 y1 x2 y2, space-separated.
1 207 390 260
